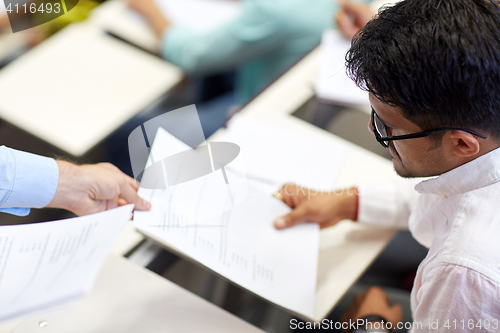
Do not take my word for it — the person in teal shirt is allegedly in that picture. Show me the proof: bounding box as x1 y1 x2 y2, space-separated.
129 0 341 104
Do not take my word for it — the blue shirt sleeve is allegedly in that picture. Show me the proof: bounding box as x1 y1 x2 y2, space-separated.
0 146 59 216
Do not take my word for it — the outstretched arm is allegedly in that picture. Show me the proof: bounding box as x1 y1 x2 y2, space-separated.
0 146 150 216
127 0 169 37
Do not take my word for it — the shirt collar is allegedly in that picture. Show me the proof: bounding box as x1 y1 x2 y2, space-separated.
415 147 500 197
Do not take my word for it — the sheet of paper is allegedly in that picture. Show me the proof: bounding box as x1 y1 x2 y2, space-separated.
0 205 133 322
134 125 320 317
315 29 370 110
222 114 349 194
135 192 319 317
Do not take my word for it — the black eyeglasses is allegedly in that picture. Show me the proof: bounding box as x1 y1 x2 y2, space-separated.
371 107 488 148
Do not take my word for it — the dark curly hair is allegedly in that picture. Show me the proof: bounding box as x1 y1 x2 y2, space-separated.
346 0 500 140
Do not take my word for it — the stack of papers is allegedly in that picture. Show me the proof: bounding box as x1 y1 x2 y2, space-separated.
0 205 133 322
134 115 348 317
315 29 370 110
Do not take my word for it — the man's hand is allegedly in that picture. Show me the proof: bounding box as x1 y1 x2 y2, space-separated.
341 287 403 332
47 161 151 216
127 0 169 37
273 184 357 230
335 0 374 40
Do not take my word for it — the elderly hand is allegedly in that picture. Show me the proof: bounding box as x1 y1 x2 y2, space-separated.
47 161 151 216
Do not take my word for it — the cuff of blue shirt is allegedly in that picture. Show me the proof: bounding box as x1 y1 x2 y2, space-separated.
2 149 59 210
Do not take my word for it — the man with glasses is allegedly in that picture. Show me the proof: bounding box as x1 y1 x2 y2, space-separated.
274 0 500 331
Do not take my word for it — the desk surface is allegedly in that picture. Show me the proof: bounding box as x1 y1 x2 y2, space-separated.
2 254 263 333
0 23 182 156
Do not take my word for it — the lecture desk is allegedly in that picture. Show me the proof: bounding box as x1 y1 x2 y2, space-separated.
0 22 182 157
0 40 400 329
0 254 264 333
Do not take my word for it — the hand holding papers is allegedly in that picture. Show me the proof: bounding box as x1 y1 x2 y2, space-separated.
134 115 349 317
0 205 133 322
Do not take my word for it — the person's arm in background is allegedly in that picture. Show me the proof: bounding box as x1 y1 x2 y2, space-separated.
127 0 170 36
0 14 9 31
336 0 374 40
0 0 9 32
335 0 398 40
0 146 150 217
127 0 284 74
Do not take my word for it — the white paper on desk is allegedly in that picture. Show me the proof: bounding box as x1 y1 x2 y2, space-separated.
315 29 370 109
222 114 349 195
134 125 320 317
135 193 319 318
0 205 133 322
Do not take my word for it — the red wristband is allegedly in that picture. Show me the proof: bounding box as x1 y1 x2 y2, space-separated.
352 187 359 221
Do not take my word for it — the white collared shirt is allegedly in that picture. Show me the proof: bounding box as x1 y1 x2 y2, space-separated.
358 147 500 332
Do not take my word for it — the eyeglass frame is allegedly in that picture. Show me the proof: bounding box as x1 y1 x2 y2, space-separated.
371 107 488 148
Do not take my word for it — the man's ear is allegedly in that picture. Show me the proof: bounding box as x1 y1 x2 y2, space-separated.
448 130 481 157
